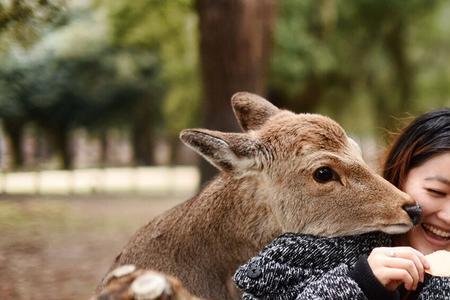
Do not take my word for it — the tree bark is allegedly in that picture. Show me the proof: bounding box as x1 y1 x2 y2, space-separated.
2 119 25 169
196 0 279 185
99 130 109 167
384 20 412 114
167 136 180 166
131 105 156 166
52 127 73 170
375 19 413 138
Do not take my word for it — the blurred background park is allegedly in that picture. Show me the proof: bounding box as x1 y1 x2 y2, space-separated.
0 0 449 299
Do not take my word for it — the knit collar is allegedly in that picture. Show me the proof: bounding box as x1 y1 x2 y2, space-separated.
234 232 392 297
258 232 392 269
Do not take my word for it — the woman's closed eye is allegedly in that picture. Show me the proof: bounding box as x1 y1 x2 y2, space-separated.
425 188 447 197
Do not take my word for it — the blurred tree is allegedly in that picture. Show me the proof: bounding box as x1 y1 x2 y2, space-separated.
196 0 279 184
0 0 66 50
0 48 161 169
0 57 95 169
1 0 449 173
350 0 441 134
411 2 450 112
78 49 165 166
0 68 28 168
99 0 201 165
0 1 167 169
0 0 65 168
269 0 444 138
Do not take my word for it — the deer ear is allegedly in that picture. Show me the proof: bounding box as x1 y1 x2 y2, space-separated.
231 92 279 131
180 128 259 174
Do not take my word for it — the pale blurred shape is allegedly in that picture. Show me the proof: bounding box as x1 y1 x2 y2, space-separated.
0 167 200 195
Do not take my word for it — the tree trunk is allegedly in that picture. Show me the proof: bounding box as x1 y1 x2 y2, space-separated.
99 130 109 167
52 127 73 170
375 20 413 139
132 126 155 166
131 110 155 166
385 20 412 113
167 135 179 166
2 119 25 169
196 0 279 185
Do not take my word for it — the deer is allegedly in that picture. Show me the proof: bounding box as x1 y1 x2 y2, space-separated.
98 92 421 300
93 265 203 300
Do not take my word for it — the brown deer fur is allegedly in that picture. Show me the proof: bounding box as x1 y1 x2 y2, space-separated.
101 92 417 300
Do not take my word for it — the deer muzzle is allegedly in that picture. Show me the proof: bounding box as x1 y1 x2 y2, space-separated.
403 204 422 226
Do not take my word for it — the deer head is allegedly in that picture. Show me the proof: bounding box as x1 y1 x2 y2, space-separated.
180 92 419 237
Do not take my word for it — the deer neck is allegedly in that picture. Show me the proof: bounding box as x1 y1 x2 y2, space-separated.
197 174 283 257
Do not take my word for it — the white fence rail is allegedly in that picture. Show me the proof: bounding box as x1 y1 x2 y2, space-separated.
0 166 199 195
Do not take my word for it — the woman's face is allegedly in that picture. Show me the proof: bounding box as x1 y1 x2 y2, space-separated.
400 152 450 254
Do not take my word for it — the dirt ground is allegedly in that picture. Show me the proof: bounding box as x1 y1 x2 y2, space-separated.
0 194 186 300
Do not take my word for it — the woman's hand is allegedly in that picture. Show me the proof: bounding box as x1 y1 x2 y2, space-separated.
367 247 430 291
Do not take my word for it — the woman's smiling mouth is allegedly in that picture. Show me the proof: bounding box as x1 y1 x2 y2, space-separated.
422 223 450 242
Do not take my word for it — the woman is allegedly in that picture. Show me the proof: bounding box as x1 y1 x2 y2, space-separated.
234 108 450 299
358 108 450 299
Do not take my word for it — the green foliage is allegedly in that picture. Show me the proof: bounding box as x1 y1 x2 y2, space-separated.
99 0 201 136
0 42 166 168
1 0 450 169
411 2 450 111
0 68 26 119
0 49 163 131
0 0 66 50
271 0 449 136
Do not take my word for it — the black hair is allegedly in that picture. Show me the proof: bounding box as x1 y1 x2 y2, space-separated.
383 108 450 187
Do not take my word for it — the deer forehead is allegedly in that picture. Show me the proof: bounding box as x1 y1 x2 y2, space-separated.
258 112 350 155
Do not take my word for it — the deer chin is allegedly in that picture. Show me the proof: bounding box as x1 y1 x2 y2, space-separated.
380 223 412 235
336 224 412 236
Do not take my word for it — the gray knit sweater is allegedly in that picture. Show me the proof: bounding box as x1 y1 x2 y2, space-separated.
233 232 450 300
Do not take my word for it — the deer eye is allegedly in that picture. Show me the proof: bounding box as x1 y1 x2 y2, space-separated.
313 167 336 183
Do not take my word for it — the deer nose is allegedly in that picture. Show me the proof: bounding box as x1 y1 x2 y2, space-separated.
403 204 422 225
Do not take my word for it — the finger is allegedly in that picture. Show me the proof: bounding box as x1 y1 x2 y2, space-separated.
380 268 414 290
408 249 427 282
385 279 402 292
410 248 430 270
394 249 424 283
391 247 427 283
372 247 389 255
383 257 420 290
